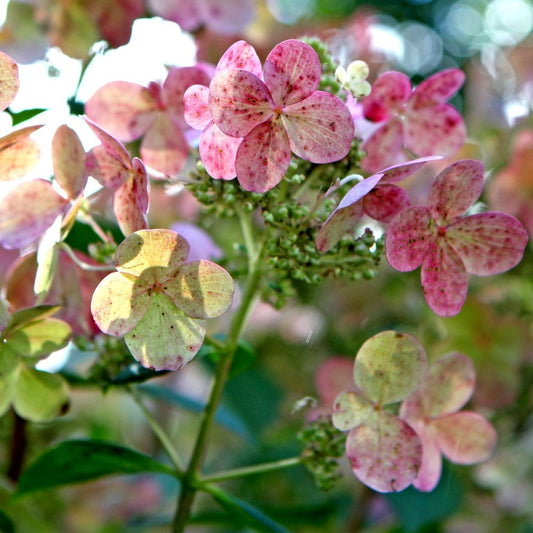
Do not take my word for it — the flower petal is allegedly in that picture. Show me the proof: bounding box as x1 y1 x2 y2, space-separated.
410 421 443 492
404 104 466 159
113 165 149 237
184 84 211 130
380 155 443 184
447 212 528 275
114 229 190 279
52 125 86 199
361 119 406 173
209 69 273 138
428 159 484 225
141 113 189 176
362 71 411 122
235 119 291 192
433 411 497 464
282 91 354 163
199 121 241 180
421 239 468 317
363 183 411 223
215 40 262 77
85 144 130 189
401 352 475 419
385 206 432 272
0 51 19 112
0 135 40 182
90 271 151 336
332 391 374 431
354 330 428 406
409 68 465 109
263 39 321 106
85 81 156 142
346 411 423 493
125 293 206 371
163 259 234 319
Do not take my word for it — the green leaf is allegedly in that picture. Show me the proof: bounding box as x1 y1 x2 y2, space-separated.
5 305 61 334
202 337 256 379
16 439 176 495
6 318 71 358
354 331 428 405
8 108 46 126
206 484 291 533
12 366 70 422
0 509 15 533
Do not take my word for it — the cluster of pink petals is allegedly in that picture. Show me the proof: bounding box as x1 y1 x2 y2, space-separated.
360 69 466 172
85 66 211 176
184 40 262 181
207 39 355 192
400 352 497 492
385 159 528 316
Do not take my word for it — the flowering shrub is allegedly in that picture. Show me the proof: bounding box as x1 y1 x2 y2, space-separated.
0 3 531 532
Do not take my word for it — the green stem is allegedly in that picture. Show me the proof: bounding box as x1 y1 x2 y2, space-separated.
127 386 184 475
198 457 302 485
172 215 267 532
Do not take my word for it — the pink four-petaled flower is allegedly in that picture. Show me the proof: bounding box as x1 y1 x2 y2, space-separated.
385 159 528 316
208 39 355 192
360 69 466 172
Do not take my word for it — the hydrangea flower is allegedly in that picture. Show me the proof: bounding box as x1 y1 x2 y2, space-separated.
90 229 234 371
85 66 211 176
332 331 428 492
316 156 440 252
360 69 466 172
400 352 497 492
385 159 528 316
184 40 262 181
209 39 355 192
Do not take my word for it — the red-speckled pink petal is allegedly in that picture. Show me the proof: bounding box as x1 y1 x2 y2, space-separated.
85 81 156 142
235 120 290 192
263 39 321 106
140 114 189 176
362 71 411 122
183 85 211 130
433 411 497 464
363 183 411 223
86 145 130 189
215 40 262 77
199 121 241 180
0 51 18 112
0 135 40 182
84 117 132 169
162 66 211 128
385 205 432 271
113 176 148 237
421 239 468 317
428 160 484 225
361 119 406 173
380 155 443 183
282 91 354 163
346 411 423 493
209 69 273 137
447 212 528 275
409 68 465 109
404 104 466 159
52 125 86 199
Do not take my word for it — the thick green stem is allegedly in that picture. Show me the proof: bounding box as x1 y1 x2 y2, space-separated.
172 216 266 532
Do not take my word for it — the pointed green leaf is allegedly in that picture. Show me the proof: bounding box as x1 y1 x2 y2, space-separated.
6 318 71 358
12 366 70 422
16 439 175 495
354 331 428 405
125 292 206 371
165 259 235 319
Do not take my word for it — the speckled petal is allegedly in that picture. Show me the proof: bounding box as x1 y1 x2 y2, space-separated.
363 183 411 223
85 145 130 189
362 71 411 122
282 91 354 163
183 85 211 130
428 160 485 225
409 68 465 109
404 104 465 159
215 40 262 77
263 39 321 106
361 119 406 173
385 205 433 272
346 411 423 493
0 51 19 112
52 125 86 199
209 69 273 138
447 212 528 275
113 175 148 237
421 239 468 317
235 119 291 192
332 391 374 431
199 121 241 180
